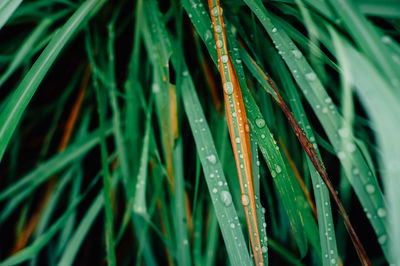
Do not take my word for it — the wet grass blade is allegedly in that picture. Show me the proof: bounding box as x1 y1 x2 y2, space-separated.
207 0 264 264
181 63 252 265
239 44 339 265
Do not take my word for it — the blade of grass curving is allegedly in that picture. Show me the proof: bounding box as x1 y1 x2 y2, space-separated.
330 27 399 264
0 0 106 162
207 1 264 264
181 64 252 265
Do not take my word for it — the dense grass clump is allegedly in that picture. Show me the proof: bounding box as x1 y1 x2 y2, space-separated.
0 0 399 265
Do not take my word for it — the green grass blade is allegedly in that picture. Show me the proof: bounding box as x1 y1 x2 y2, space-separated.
0 0 23 30
173 139 192 265
181 64 252 266
250 136 268 264
93 74 117 266
133 102 153 215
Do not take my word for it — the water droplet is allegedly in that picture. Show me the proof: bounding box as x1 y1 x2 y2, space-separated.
346 143 356 152
183 239 189 245
322 107 328 113
221 55 228 63
220 191 232 206
204 30 212 41
325 97 332 103
230 223 235 228
261 246 268 253
209 173 215 178
275 165 281 173
207 154 217 164
212 6 220 16
271 170 277 178
305 72 317 81
216 40 223 48
218 181 223 186
245 124 250 132
241 194 250 206
152 84 160 93
216 25 222 33
338 151 346 159
292 49 302 59
212 188 218 193
365 184 375 194
338 127 349 138
352 168 359 175
381 35 391 44
272 27 277 33
377 208 386 217
255 118 266 128
330 258 336 264
224 82 233 94
235 137 241 143
378 235 387 244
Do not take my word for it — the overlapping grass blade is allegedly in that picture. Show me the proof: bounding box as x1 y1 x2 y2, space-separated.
238 43 339 265
242 0 384 261
207 0 264 264
0 0 106 162
0 169 104 266
182 0 319 257
0 124 111 205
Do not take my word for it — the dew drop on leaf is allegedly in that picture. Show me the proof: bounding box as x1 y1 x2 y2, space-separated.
220 190 232 206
